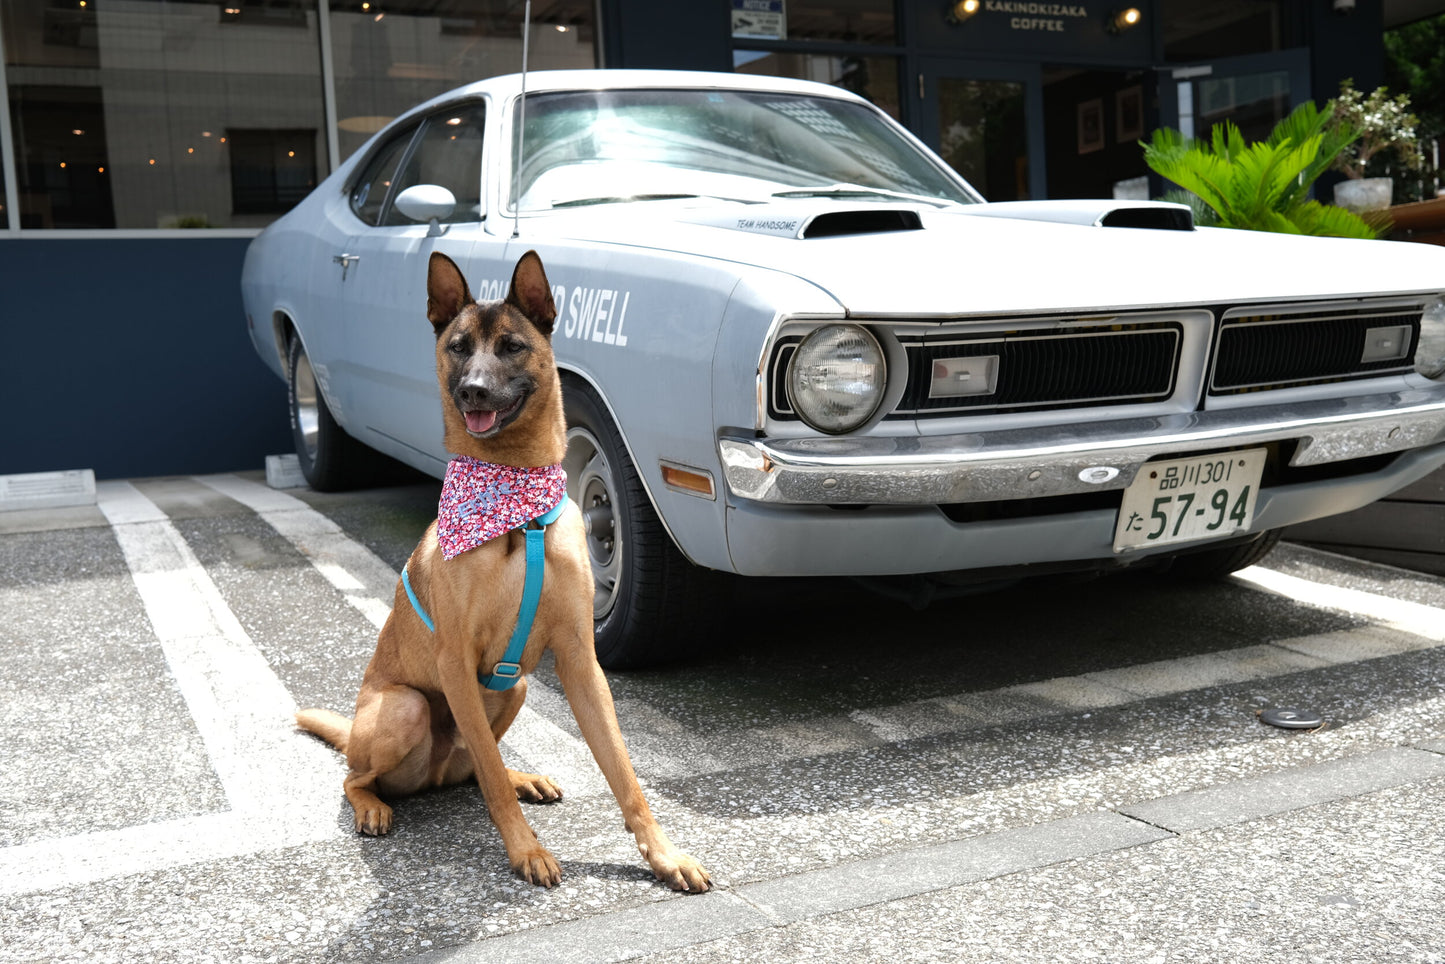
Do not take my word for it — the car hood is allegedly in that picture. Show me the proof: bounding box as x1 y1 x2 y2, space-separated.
531 198 1445 315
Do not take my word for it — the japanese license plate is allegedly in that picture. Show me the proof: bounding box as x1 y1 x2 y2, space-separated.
1113 448 1266 552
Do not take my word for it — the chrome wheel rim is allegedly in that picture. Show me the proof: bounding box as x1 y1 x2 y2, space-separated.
293 348 320 464
564 426 621 620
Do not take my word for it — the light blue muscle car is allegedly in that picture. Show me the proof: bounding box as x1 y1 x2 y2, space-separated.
241 69 1445 667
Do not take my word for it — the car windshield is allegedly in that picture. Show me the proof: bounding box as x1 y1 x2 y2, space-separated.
511 88 980 212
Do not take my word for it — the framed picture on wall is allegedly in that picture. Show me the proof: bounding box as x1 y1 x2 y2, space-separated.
1116 86 1143 142
1077 98 1104 154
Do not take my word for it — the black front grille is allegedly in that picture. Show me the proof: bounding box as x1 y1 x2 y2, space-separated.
894 325 1181 416
1211 307 1421 394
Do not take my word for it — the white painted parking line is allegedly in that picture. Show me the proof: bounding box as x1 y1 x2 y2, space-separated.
1233 564 1445 642
193 473 609 798
0 481 344 898
193 474 398 630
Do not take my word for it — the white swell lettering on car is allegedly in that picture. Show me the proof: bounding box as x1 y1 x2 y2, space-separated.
560 285 630 347
471 280 632 348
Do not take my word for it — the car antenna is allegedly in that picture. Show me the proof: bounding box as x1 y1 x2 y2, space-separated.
512 0 531 240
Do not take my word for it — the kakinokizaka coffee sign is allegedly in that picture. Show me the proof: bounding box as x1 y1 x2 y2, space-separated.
983 2 1089 32
931 0 1149 60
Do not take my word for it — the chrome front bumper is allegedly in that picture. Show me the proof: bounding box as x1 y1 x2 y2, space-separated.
719 388 1445 505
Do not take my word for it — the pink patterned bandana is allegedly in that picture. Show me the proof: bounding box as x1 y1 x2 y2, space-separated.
436 456 568 560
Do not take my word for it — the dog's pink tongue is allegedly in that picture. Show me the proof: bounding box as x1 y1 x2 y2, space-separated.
465 410 497 433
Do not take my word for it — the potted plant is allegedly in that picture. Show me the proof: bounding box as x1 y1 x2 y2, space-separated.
1142 101 1383 239
1328 79 1425 212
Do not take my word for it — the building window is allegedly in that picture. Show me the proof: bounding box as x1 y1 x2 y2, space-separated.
8 83 114 228
731 1 900 118
2 0 328 230
0 0 595 231
228 128 318 216
1161 0 1284 61
330 0 596 162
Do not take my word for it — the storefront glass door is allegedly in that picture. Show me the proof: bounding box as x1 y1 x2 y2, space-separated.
917 60 1044 202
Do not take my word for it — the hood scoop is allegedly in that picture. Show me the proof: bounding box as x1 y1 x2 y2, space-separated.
802 209 923 238
1099 206 1194 231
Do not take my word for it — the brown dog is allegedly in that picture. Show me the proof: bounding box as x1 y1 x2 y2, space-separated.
295 250 710 892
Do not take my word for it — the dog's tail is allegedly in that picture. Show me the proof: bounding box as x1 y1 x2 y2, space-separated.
295 708 352 754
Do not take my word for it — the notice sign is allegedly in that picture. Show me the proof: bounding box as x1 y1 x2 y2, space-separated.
732 0 785 40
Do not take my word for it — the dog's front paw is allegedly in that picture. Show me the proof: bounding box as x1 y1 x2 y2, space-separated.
511 846 563 888
641 845 712 893
355 801 394 836
509 769 563 802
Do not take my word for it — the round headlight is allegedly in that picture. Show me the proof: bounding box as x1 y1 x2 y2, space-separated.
786 324 887 434
1416 296 1445 380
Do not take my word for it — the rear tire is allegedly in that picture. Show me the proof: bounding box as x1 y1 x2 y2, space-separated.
1167 529 1283 579
562 377 717 669
287 335 384 492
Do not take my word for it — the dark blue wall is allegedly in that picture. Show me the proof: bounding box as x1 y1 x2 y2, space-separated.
0 236 293 480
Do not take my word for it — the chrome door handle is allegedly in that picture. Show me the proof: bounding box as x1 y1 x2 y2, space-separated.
333 253 360 280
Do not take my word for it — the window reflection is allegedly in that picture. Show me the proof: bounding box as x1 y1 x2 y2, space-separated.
383 103 486 225
734 52 900 120
1194 71 1290 144
331 0 595 161
2 0 327 229
0 0 596 230
935 78 1028 201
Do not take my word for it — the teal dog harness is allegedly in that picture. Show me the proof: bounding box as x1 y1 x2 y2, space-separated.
402 456 570 692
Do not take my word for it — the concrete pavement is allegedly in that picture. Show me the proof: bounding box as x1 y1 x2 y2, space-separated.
2 471 1443 962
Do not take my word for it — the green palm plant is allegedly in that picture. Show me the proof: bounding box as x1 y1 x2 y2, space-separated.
1142 101 1386 239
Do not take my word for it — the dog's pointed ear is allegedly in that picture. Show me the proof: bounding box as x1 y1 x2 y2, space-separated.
505 250 557 336
427 252 473 330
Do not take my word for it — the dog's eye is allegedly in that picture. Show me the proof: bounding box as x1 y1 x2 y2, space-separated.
448 340 467 355
502 338 529 355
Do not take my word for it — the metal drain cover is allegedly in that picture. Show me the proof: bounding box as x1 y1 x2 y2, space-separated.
1260 707 1324 729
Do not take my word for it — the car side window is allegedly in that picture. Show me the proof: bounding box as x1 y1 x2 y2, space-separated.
349 124 420 226
382 102 487 226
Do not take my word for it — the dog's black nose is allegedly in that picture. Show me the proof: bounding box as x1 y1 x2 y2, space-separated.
456 379 493 408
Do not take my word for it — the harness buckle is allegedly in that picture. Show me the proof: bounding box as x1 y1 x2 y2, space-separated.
490 661 522 679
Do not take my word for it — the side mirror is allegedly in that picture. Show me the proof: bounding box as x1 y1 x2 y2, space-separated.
394 184 457 236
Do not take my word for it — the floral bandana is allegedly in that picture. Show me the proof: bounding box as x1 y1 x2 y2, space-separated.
436 456 568 560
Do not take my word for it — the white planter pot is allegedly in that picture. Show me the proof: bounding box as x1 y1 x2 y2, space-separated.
1333 177 1394 213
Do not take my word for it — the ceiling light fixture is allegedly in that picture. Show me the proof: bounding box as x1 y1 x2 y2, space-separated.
949 0 980 21
1108 6 1142 32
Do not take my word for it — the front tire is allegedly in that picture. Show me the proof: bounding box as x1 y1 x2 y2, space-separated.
562 378 716 669
287 335 382 492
